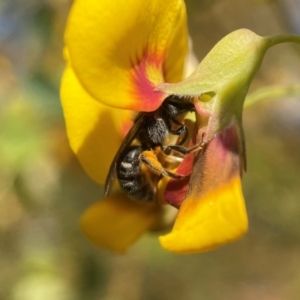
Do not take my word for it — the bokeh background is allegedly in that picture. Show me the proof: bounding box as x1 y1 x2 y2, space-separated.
1 0 300 299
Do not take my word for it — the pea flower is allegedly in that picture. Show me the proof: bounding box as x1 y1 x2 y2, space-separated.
61 0 300 254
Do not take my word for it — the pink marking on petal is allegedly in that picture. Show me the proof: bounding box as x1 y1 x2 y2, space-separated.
164 133 197 208
130 52 166 112
188 124 241 201
164 153 194 208
164 124 242 208
220 125 239 154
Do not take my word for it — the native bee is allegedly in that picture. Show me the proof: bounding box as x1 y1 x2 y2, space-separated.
104 95 198 201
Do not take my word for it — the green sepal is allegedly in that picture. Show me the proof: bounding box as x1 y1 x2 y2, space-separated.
157 29 269 141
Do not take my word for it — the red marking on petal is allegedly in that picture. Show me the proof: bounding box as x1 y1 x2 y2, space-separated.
164 124 243 208
164 153 194 208
188 124 242 202
220 125 239 153
220 123 246 175
130 52 166 112
164 124 199 208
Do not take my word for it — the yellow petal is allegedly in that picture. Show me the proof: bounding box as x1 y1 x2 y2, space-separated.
159 176 248 254
65 0 188 111
81 193 162 253
160 125 248 254
60 66 132 184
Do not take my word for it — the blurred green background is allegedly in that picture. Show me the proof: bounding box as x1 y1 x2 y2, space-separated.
1 0 300 299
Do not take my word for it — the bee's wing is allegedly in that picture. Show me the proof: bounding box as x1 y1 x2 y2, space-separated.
104 113 145 197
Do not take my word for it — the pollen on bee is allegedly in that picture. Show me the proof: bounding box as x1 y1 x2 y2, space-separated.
140 150 165 175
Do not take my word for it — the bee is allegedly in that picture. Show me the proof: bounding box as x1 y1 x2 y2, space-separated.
104 95 198 201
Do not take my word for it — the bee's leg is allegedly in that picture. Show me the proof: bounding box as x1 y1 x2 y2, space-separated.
163 144 197 155
169 122 189 145
164 169 188 179
163 141 205 155
164 132 206 155
139 150 188 179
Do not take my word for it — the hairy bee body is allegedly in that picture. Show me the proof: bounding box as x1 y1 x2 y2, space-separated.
117 146 156 201
134 96 195 150
105 95 196 202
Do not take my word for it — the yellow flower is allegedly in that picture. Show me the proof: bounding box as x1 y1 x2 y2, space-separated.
61 0 250 254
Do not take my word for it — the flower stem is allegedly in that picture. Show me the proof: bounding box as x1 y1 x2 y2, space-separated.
244 34 300 108
266 34 300 48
